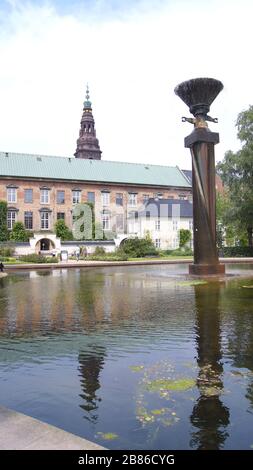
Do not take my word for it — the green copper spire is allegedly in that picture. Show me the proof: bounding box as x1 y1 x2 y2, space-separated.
84 84 92 109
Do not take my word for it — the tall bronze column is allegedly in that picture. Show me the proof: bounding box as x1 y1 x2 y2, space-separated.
175 78 225 275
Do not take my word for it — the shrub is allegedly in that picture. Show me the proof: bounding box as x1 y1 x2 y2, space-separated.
0 201 9 242
158 250 173 257
120 237 157 258
222 246 253 257
10 222 30 242
94 246 106 256
55 219 73 240
0 257 17 262
179 229 192 248
0 245 15 257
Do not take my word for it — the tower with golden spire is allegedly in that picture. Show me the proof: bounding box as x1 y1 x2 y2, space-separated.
74 85 102 160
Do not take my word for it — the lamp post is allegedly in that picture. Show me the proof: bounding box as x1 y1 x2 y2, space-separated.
175 78 225 275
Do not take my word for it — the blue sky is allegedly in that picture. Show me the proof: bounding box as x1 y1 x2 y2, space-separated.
1 0 170 18
0 0 253 167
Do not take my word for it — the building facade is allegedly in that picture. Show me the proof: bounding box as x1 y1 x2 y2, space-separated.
129 198 193 250
0 88 192 250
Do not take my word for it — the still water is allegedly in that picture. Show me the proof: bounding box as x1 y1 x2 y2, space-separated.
0 264 253 449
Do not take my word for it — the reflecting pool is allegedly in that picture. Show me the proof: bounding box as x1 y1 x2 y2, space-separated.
0 264 253 449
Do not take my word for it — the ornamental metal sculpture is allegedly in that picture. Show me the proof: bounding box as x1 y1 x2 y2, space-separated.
175 78 225 275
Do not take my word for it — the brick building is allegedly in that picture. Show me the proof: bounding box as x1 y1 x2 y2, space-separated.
0 87 192 248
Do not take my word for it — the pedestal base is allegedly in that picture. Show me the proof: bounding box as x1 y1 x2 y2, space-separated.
189 263 225 275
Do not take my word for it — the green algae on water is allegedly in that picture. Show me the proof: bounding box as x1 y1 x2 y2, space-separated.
129 365 144 372
146 378 196 393
97 432 118 440
151 408 167 415
136 407 155 423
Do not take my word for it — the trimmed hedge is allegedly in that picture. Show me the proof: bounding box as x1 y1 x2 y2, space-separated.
87 254 128 261
19 254 58 263
222 246 253 257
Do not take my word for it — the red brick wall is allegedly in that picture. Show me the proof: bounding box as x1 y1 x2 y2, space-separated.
0 178 192 232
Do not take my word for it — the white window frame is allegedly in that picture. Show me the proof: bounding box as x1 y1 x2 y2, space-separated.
7 187 17 203
128 193 137 207
72 190 81 204
7 210 17 229
101 192 110 206
40 189 50 204
40 212 50 230
189 220 193 231
155 219 160 231
173 220 178 231
102 211 110 230
128 211 137 234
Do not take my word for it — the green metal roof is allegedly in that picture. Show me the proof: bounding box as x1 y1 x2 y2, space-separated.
0 152 190 188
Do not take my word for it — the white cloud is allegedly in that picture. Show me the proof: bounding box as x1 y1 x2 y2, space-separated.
0 0 253 169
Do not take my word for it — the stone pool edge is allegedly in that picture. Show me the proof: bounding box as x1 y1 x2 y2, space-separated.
3 257 253 271
0 406 106 450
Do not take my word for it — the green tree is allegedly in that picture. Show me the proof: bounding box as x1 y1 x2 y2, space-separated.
55 219 73 240
179 229 191 248
10 222 30 241
216 192 235 246
217 105 253 247
0 201 8 241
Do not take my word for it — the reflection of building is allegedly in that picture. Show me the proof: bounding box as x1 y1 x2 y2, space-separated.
190 284 229 450
0 87 191 245
128 198 193 249
78 348 106 424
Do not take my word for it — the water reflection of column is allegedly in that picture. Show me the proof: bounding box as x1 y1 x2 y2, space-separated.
78 347 106 424
190 283 229 449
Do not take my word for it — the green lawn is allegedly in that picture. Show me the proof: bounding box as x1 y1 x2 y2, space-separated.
129 255 193 261
3 260 29 264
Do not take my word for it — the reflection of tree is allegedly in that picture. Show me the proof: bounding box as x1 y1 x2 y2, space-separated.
190 283 229 449
246 381 253 411
78 347 106 424
224 287 253 411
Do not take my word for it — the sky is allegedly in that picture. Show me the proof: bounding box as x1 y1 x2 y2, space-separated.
0 0 253 170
